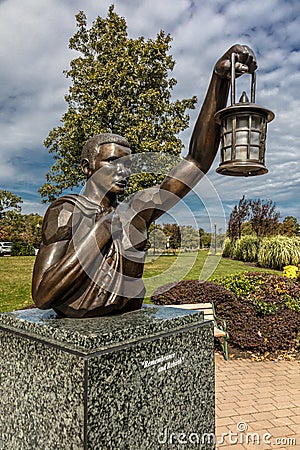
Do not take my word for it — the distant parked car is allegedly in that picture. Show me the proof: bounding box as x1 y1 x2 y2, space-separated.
0 241 13 256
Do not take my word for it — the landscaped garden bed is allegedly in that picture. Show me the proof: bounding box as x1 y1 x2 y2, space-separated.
151 272 300 361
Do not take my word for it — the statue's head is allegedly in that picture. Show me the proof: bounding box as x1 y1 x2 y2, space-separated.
81 133 132 195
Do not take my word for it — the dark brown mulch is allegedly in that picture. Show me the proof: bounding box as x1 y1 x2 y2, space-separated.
151 278 300 359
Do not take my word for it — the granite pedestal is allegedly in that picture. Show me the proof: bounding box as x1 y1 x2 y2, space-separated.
0 305 215 450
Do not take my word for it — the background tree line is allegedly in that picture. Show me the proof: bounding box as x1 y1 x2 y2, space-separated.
2 188 299 264
225 196 300 269
0 190 43 254
227 195 300 240
147 223 218 254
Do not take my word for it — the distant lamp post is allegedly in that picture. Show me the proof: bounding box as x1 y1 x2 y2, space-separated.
215 53 275 177
214 223 217 255
166 236 170 251
153 221 156 255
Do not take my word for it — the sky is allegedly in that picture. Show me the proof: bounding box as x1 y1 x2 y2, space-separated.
0 0 299 232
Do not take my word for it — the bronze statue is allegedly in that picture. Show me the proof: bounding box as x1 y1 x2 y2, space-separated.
32 45 257 318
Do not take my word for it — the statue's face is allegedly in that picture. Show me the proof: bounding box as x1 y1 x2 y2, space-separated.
90 143 132 195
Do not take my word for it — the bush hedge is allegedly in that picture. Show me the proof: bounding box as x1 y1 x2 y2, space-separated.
222 235 261 261
222 237 234 258
11 241 35 256
151 273 300 356
151 280 236 306
283 265 300 282
233 235 260 262
223 235 300 270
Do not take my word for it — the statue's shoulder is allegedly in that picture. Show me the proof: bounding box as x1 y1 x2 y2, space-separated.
42 195 79 245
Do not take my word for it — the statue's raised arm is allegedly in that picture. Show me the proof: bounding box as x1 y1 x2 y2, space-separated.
32 45 256 318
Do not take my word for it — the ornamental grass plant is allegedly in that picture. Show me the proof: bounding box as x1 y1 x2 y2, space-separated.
223 235 300 271
257 236 300 270
232 235 260 262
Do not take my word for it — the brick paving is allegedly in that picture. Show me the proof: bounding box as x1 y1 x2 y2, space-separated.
215 354 300 450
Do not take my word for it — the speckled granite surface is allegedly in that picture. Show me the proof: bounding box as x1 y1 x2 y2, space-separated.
0 305 204 354
0 305 214 450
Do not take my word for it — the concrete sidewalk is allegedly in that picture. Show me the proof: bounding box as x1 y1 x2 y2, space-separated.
215 354 300 450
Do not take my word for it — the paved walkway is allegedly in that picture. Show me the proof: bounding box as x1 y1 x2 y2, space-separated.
215 354 300 450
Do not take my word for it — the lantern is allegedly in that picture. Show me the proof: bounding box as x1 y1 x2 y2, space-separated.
215 53 275 176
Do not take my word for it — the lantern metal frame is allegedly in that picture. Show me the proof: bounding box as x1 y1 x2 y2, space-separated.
215 53 275 177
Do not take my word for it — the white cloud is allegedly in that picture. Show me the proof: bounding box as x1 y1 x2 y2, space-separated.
21 200 48 216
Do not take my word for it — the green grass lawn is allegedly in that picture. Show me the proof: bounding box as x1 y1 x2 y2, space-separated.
0 252 279 312
0 256 36 312
143 250 278 301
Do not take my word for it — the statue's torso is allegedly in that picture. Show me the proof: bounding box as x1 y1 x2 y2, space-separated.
39 194 148 318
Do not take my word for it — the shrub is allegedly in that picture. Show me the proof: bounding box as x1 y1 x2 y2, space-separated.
222 237 234 258
232 235 260 262
210 272 264 297
151 280 236 306
11 241 35 256
258 236 300 270
253 300 278 316
282 294 300 313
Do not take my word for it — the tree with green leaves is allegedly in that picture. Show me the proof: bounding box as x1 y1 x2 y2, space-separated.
0 190 23 240
40 5 197 202
147 223 167 254
180 225 199 250
9 213 43 247
280 216 300 237
227 196 280 239
0 189 22 220
0 190 43 247
227 195 250 240
198 228 211 248
249 198 280 238
163 223 181 253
